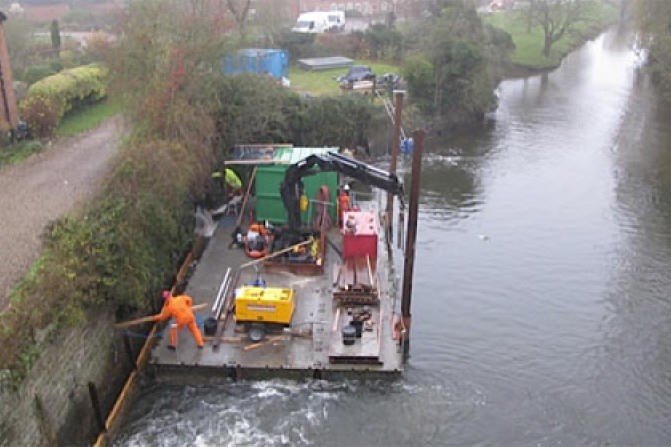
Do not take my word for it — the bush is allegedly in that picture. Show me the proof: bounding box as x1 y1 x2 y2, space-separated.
363 25 404 61
214 74 373 150
0 139 198 383
315 33 368 59
19 64 108 137
273 30 316 61
402 54 436 115
19 96 59 138
21 64 58 85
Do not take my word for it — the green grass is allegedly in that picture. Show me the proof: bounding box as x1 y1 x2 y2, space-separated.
0 140 43 167
57 99 122 137
484 1 618 69
290 60 401 96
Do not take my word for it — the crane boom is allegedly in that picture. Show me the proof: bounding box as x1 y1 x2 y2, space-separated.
280 151 404 232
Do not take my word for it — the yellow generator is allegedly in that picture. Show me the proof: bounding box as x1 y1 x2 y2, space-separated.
235 286 295 326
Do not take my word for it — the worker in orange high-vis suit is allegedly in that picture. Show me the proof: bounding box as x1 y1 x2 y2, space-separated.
154 290 205 350
338 184 351 227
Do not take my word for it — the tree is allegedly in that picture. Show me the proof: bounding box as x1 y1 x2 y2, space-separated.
4 17 31 72
634 0 671 101
529 0 584 57
225 0 251 38
252 0 294 45
403 0 512 123
50 19 60 56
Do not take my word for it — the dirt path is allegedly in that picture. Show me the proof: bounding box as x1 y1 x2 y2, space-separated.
0 116 125 309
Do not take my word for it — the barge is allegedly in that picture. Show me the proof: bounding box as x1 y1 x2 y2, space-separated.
150 146 410 382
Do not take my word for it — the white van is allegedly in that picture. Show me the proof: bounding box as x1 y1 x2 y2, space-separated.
292 11 345 33
326 11 345 32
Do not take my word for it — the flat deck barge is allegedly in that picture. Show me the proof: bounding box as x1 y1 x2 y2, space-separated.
149 214 403 382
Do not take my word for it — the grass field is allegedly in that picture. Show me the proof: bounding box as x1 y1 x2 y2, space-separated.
290 60 401 96
57 99 122 137
484 1 618 69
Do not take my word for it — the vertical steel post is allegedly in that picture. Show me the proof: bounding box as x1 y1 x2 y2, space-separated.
401 129 424 359
387 90 404 241
88 382 106 433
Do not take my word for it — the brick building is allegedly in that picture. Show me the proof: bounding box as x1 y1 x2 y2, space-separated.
0 11 19 131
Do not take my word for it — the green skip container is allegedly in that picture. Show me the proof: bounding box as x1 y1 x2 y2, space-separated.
255 147 339 225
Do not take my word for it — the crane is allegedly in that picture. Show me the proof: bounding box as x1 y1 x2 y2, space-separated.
280 151 404 234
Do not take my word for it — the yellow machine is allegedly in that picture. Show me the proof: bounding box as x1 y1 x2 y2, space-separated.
235 286 295 325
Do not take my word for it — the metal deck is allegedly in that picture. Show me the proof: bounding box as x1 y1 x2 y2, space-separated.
149 215 403 381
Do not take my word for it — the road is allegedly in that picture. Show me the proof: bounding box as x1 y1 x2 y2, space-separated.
0 116 124 309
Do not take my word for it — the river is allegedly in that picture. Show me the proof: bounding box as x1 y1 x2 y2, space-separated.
114 28 671 446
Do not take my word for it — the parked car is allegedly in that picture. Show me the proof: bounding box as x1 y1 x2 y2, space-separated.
376 72 401 90
337 65 375 84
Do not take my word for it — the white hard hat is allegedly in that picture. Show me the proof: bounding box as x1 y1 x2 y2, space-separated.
343 184 350 191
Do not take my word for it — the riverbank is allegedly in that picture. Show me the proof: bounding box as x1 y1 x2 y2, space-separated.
484 1 618 70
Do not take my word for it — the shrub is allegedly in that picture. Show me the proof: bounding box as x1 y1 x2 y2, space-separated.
315 33 368 59
20 64 109 137
0 139 198 382
273 30 316 61
21 64 58 85
363 25 404 61
402 54 436 115
19 95 59 138
214 74 373 150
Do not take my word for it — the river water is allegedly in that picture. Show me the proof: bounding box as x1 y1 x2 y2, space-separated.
115 28 671 446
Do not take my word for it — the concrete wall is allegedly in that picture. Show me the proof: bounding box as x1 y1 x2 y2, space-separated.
0 313 133 446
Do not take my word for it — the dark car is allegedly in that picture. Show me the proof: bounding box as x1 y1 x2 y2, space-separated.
338 65 375 83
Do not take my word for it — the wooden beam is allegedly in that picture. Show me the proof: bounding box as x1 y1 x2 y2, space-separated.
237 166 258 227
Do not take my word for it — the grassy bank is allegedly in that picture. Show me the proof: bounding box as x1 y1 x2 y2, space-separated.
290 60 400 96
0 99 119 169
0 141 43 167
57 99 122 137
484 1 618 70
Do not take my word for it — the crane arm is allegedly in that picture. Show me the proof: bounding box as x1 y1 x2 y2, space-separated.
280 151 404 232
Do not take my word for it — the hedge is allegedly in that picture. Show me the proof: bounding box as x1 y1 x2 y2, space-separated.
0 139 199 386
20 64 109 137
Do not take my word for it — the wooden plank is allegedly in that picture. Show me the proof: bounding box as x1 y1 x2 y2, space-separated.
355 257 369 289
366 255 376 289
243 335 288 351
236 166 257 227
332 262 341 287
239 239 313 270
345 258 355 289
114 303 208 328
332 307 341 332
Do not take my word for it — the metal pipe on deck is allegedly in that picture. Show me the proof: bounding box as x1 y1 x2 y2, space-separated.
401 129 424 359
386 90 405 242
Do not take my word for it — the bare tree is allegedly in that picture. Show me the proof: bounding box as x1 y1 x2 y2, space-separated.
531 0 584 57
526 0 535 32
225 0 252 37
253 0 294 45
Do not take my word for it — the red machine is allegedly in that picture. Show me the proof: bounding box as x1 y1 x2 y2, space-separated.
342 211 378 262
